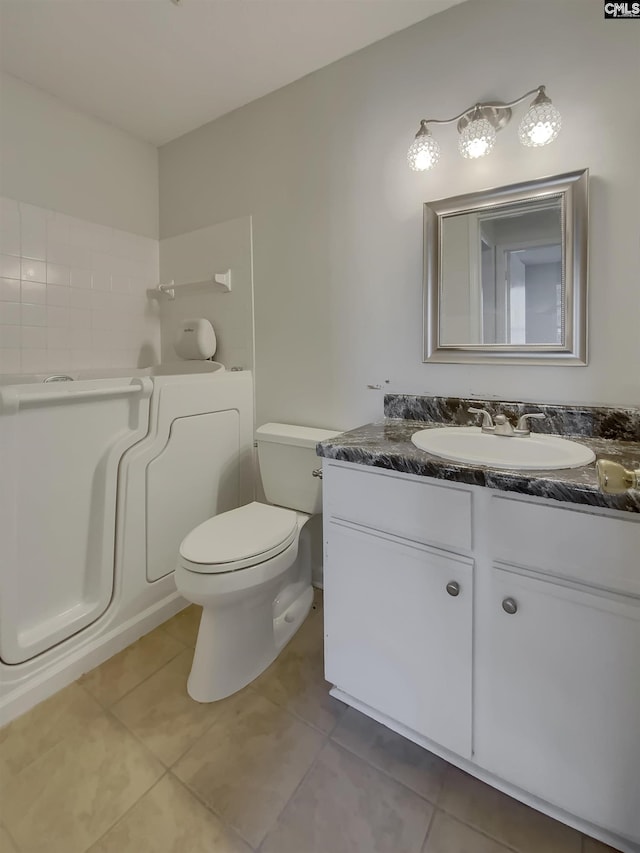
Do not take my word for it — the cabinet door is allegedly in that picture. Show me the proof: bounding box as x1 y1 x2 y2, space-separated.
324 521 473 757
475 566 640 844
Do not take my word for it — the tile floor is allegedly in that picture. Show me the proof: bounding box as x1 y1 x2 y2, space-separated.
0 592 624 853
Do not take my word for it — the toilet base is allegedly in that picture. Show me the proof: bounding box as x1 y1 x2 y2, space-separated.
187 583 313 703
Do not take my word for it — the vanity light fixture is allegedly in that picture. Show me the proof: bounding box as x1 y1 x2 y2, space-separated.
408 85 561 171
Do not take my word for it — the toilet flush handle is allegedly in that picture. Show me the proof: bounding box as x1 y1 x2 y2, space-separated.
312 468 323 479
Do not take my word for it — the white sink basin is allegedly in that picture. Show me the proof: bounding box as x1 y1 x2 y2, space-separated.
411 426 595 471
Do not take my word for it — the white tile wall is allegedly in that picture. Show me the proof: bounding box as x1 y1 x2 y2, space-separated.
0 197 160 375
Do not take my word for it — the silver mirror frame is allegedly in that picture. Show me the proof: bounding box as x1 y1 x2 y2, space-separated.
423 168 588 365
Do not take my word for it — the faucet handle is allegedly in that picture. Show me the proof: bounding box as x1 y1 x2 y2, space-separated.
515 412 546 434
468 407 495 430
596 459 639 494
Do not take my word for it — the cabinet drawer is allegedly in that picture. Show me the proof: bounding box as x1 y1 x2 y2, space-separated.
491 495 640 596
324 462 472 552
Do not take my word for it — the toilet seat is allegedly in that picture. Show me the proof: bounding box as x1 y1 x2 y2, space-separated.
179 501 299 574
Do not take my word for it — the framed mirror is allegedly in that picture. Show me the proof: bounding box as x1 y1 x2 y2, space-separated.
423 169 588 364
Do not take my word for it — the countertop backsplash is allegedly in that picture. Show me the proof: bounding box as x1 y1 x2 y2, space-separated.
383 394 640 443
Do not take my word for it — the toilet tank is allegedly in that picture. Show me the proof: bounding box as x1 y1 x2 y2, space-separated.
256 423 340 514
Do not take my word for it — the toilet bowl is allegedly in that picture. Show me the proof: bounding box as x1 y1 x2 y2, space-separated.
175 423 339 703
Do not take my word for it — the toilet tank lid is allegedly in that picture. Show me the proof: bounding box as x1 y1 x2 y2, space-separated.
256 422 340 449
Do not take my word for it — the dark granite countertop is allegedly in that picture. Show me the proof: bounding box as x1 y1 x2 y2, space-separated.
317 418 640 515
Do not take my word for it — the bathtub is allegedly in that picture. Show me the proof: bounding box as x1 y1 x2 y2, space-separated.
0 363 254 722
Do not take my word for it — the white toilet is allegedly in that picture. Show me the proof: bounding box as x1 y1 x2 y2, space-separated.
175 422 339 703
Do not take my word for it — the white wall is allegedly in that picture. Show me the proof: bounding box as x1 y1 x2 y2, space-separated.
160 0 640 431
0 74 161 375
0 73 158 239
159 217 254 371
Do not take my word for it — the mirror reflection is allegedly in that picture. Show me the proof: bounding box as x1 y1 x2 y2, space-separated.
439 197 563 347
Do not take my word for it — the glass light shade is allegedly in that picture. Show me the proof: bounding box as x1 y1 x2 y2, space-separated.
458 118 496 159
407 132 440 171
518 101 562 147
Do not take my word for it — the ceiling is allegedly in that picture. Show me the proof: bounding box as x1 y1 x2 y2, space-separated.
0 0 465 147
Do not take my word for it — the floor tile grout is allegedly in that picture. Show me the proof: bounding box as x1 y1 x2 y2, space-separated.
1 822 22 853
72 611 338 850
426 806 527 853
327 724 444 805
249 679 345 739
166 770 258 852
419 803 438 852
166 764 259 850
79 639 188 711
2 682 121 788
329 737 445 808
4 594 615 853
82 770 171 853
66 677 623 853
253 729 332 851
163 683 258 769
156 685 330 850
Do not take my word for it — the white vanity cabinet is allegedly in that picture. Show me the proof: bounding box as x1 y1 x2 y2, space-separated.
322 458 640 851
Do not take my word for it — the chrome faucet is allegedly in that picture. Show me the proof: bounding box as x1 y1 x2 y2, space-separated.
468 407 546 438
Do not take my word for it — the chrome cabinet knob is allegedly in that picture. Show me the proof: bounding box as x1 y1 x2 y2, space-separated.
502 597 518 615
446 581 460 597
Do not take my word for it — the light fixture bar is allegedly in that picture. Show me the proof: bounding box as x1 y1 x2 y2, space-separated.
416 86 544 129
408 86 561 172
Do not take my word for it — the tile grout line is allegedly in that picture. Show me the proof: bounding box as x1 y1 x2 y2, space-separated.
7 597 608 853
432 765 527 853
254 729 333 852
327 724 444 805
419 802 438 853
1 821 22 853
81 770 171 853
76 620 331 851
2 701 169 853
167 689 332 851
328 737 445 807
1 678 131 785
79 672 613 853
163 683 261 770
77 631 190 711
160 686 287 848
165 765 259 850
426 806 526 853
249 681 345 739
166 771 258 852
324 722 581 853
77 686 258 852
